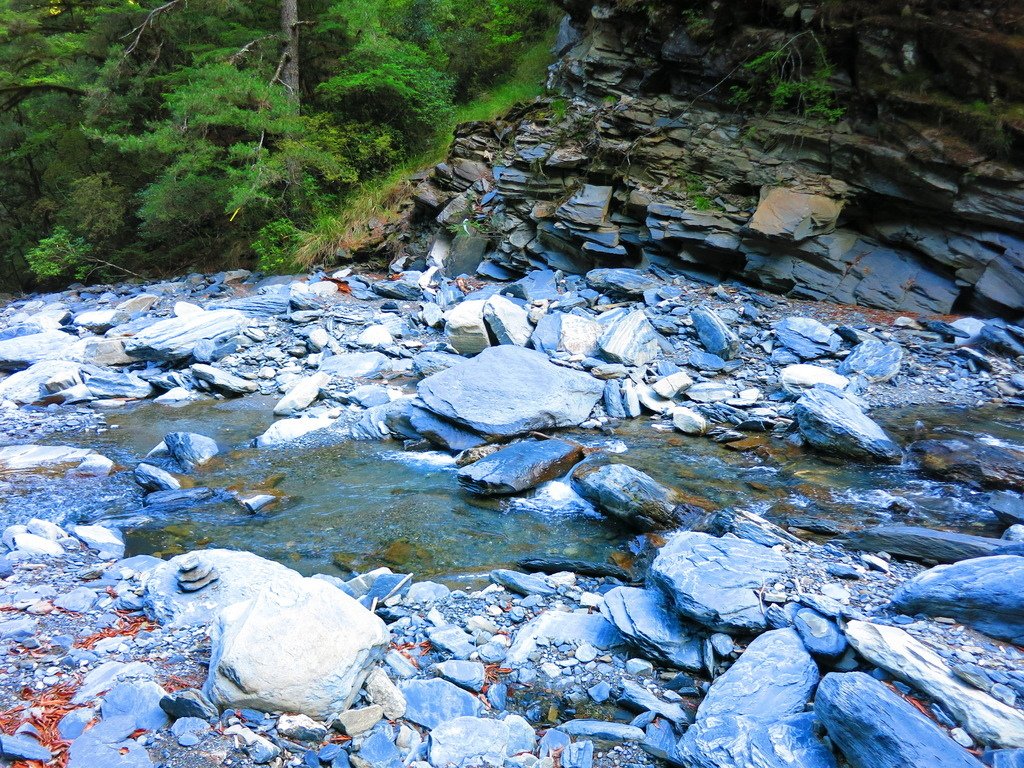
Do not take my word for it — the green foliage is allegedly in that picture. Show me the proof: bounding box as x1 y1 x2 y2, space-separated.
731 34 846 123
550 98 569 122
0 0 557 289
25 228 93 281
253 218 302 273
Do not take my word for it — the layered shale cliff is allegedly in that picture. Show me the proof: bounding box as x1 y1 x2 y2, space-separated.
380 0 1024 317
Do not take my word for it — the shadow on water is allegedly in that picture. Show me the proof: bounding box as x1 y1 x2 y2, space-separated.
3 398 1022 584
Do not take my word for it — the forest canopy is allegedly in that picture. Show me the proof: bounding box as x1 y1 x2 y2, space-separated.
0 0 557 288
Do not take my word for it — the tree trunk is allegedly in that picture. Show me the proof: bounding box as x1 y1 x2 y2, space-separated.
279 0 299 104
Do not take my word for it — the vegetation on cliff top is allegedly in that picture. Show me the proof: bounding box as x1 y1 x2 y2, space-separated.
0 0 557 288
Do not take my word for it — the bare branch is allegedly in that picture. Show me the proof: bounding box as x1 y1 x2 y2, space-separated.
121 0 184 58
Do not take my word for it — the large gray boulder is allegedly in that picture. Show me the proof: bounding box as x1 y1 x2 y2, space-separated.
0 360 81 404
585 268 659 298
815 672 984 768
457 438 583 495
598 310 663 366
794 387 903 463
774 317 841 360
600 586 703 671
650 532 789 633
417 346 603 442
191 364 257 396
675 629 827 768
204 577 388 718
530 312 602 358
570 461 683 530
164 432 219 470
83 370 154 399
837 339 903 382
0 331 77 370
891 555 1024 644
844 621 1024 748
142 549 305 627
124 310 246 361
691 308 740 360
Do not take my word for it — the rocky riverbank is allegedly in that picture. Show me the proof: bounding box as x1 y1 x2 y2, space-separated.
1 260 1024 767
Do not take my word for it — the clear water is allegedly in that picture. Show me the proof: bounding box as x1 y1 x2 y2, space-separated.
2 397 1021 585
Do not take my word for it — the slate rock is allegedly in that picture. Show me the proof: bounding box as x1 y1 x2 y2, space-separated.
163 432 219 470
794 387 903 463
101 681 169 732
676 712 837 768
0 331 77 370
570 461 682 531
774 317 841 360
191 363 257 395
124 310 245 362
134 462 181 492
417 346 603 441
531 312 602 357
586 268 660 298
490 569 555 597
399 678 484 729
160 688 219 721
434 660 486 692
793 608 847 659
815 671 984 768
66 715 154 768
318 351 389 378
837 339 903 382
691 308 740 360
598 310 663 366
909 439 1024 491
600 586 703 671
839 526 1003 564
428 716 509 767
458 438 583 495
650 532 789 633
0 734 53 762
891 555 1024 645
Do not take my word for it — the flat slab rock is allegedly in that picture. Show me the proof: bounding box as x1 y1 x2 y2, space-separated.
838 525 1003 564
417 346 604 442
650 532 789 633
457 438 583 495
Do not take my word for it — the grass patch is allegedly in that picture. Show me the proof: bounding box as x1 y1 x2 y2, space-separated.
294 31 554 269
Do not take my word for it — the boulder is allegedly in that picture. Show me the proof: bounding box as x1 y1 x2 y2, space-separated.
600 586 703 671
691 309 740 360
458 438 584 495
890 555 1024 644
70 525 124 558
676 629 825 768
204 577 388 718
417 346 603 442
794 387 902 463
774 317 841 359
570 462 683 530
558 185 613 228
909 439 1024 491
0 331 77 370
815 672 983 768
142 549 306 627
0 360 81 404
671 407 708 435
530 312 602 358
71 337 133 367
318 351 389 378
483 295 532 347
124 310 246 362
598 310 663 366
164 432 219 470
839 526 1003 563
650 532 789 633
780 364 849 394
844 621 1024 747
585 268 659 298
676 712 837 768
273 373 327 416
444 299 491 355
399 678 484 729
134 463 181 492
837 339 903 382
191 364 257 395
255 417 334 447
83 370 154 399
429 716 510 767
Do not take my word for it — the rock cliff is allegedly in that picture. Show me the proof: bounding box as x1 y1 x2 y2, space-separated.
378 0 1024 317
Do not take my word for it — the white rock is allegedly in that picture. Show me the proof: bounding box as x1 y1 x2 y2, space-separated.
444 300 491 355
429 717 510 767
357 325 394 347
72 454 115 476
845 621 1024 748
671 407 708 435
652 372 694 399
0 360 82 404
204 577 388 718
273 373 328 416
0 445 95 471
71 525 124 557
12 532 65 556
483 296 532 347
255 417 334 447
781 364 849 394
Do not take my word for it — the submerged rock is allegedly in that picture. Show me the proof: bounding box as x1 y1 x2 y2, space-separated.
794 387 903 463
164 432 219 470
815 672 984 768
417 346 603 442
570 461 683 530
909 438 1024 491
204 577 388 718
458 438 584 495
891 555 1024 644
650 532 789 633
